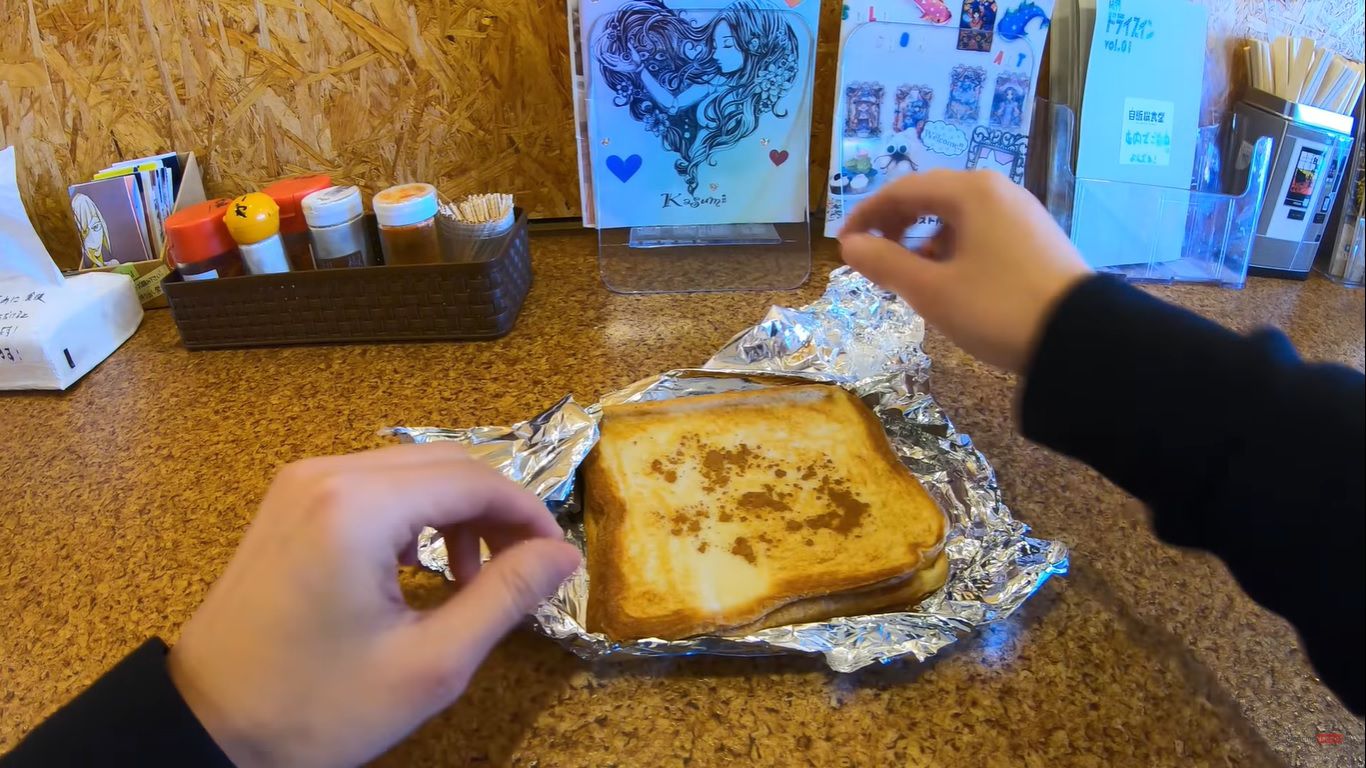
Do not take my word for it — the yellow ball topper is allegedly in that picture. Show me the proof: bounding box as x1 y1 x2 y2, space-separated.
223 192 281 245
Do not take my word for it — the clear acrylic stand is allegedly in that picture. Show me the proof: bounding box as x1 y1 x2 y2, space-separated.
1044 103 1275 288
585 5 814 294
596 219 811 294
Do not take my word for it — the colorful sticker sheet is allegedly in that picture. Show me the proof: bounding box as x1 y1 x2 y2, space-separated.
823 0 1053 240
571 0 821 230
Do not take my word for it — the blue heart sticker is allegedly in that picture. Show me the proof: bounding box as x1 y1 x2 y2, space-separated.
606 154 643 183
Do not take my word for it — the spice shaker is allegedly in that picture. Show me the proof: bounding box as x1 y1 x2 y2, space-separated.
263 175 332 271
223 193 291 275
301 186 377 269
374 183 441 265
165 199 244 281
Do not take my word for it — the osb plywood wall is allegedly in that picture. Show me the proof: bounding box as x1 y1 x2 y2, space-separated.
1204 0 1365 122
0 0 839 268
1 0 1361 269
0 0 615 268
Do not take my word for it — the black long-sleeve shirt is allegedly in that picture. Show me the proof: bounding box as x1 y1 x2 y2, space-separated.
1 639 232 766
1022 276 1364 714
3 276 1362 766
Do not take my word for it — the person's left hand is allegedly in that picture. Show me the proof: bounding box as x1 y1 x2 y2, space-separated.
167 444 580 768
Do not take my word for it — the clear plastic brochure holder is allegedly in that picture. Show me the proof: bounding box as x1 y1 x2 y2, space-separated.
1043 103 1276 288
586 5 814 293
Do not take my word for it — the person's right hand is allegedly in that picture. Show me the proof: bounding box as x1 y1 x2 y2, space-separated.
167 444 580 768
839 169 1092 373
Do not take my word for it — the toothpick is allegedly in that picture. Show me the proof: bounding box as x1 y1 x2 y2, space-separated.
440 193 514 224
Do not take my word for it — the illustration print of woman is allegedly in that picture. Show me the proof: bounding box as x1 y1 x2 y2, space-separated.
595 0 801 194
993 86 1023 130
636 18 736 116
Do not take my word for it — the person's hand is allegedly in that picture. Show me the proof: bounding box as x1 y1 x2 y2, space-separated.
839 169 1092 372
167 444 580 768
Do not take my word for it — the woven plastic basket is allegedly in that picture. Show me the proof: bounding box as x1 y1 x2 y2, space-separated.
163 210 531 349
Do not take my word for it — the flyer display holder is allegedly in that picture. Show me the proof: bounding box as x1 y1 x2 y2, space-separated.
584 6 814 294
1045 103 1277 288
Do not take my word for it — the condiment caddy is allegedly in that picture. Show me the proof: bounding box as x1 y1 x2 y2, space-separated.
158 174 531 347
161 208 531 349
162 177 460 277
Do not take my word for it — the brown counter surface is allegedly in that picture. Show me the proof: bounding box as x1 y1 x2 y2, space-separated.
2 232 1363 767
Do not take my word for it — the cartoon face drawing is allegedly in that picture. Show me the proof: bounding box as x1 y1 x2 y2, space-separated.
594 0 801 193
71 192 113 268
894 84 933 134
876 144 919 179
956 0 997 51
945 65 986 124
989 73 1030 131
712 19 744 73
844 82 885 138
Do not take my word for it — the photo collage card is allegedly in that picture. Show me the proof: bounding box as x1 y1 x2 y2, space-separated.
824 0 1054 240
570 0 821 230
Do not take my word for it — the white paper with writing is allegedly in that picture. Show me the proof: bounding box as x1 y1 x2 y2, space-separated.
1071 0 1206 269
1119 97 1173 166
0 273 143 391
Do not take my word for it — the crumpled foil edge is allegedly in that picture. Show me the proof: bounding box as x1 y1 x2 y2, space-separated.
392 267 1067 673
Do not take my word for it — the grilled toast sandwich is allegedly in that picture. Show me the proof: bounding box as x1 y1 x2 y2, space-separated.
720 550 948 636
583 384 947 640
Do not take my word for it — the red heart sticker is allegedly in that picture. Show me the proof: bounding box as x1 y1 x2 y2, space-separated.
769 149 789 166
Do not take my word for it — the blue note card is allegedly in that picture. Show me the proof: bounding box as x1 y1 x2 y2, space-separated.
1073 0 1207 268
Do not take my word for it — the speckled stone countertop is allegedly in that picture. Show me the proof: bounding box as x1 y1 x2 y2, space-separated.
2 232 1362 767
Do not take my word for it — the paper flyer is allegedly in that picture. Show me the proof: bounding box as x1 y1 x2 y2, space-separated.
568 0 597 227
1070 0 1207 268
823 0 1054 240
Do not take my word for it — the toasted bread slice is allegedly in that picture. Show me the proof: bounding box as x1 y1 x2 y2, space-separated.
721 551 948 636
583 384 947 640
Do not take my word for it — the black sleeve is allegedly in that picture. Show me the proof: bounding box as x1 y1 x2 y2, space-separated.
1021 275 1364 716
1 639 234 767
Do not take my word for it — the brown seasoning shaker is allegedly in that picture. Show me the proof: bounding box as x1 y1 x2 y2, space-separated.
374 183 441 265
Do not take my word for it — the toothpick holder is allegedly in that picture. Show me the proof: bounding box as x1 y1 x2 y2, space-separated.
1227 88 1356 279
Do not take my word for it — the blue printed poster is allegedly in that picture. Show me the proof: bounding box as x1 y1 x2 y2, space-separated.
579 0 821 229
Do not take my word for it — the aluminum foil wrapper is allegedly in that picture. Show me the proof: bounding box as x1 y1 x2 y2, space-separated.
392 267 1067 673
